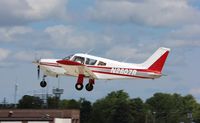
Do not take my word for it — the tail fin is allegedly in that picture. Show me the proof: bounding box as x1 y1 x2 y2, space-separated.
141 47 170 72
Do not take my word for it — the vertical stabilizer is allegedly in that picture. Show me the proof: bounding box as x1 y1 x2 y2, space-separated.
141 47 170 72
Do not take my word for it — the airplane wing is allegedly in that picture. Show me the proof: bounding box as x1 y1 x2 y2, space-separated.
83 66 98 79
56 60 97 79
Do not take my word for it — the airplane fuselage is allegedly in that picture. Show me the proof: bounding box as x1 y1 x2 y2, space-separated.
33 47 170 91
38 54 161 80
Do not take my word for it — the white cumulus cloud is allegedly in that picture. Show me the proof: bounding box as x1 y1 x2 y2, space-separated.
169 25 200 39
163 39 200 48
0 0 68 26
89 0 200 27
0 26 33 42
0 48 10 61
162 24 200 48
106 46 150 62
44 25 95 49
14 50 53 62
190 88 200 95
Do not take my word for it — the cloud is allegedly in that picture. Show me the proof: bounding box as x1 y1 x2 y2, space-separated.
0 48 10 61
169 25 200 40
0 24 113 52
44 25 96 49
0 0 68 26
14 50 53 62
0 26 33 42
105 46 150 62
189 88 200 98
0 62 14 68
163 39 200 48
161 25 200 48
89 0 200 27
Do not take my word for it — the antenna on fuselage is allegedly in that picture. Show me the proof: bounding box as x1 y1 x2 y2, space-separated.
34 50 41 61
122 57 130 62
85 48 94 54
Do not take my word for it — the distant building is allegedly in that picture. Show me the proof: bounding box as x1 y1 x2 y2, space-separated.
0 109 79 123
52 88 64 99
34 93 53 105
0 98 15 109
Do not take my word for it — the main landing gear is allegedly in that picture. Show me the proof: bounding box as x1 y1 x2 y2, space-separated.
85 79 94 91
75 74 95 91
75 74 84 90
40 75 47 88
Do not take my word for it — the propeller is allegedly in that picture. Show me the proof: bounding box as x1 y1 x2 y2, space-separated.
37 65 40 79
33 52 41 80
32 58 41 80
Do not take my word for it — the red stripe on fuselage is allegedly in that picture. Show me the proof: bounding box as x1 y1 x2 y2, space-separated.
40 62 61 68
87 66 112 69
57 60 84 66
92 70 153 79
40 62 159 79
88 66 161 74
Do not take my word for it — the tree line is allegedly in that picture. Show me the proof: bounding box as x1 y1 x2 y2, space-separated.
5 90 200 123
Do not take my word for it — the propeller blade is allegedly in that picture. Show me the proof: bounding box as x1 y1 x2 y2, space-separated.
32 59 40 64
37 65 40 79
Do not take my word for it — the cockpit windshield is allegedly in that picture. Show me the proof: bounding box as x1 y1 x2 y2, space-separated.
63 54 74 60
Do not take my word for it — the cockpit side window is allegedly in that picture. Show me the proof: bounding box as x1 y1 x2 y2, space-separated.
98 61 106 66
73 56 85 64
85 58 97 65
63 55 73 60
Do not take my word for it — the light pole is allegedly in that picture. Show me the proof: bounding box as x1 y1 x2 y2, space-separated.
187 111 193 123
14 83 18 108
153 112 156 123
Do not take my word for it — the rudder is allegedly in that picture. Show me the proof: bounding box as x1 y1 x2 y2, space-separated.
141 47 170 72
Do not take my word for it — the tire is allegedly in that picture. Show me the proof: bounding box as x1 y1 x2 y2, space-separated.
40 81 47 88
85 83 93 91
75 83 84 91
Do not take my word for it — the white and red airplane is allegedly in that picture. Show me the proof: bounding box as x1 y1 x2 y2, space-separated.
33 47 170 91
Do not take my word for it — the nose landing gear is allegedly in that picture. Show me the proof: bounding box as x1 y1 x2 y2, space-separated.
40 80 47 88
40 75 47 88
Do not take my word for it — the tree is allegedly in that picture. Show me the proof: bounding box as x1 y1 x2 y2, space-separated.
59 99 80 109
108 100 134 123
146 93 183 123
130 98 146 123
17 91 200 123
79 98 92 123
47 97 59 109
146 93 200 123
18 95 43 109
90 90 135 123
182 95 200 123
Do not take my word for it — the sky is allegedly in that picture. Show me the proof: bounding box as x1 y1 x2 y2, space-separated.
0 0 200 103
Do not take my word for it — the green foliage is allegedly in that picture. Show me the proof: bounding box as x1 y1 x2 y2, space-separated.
108 100 134 123
17 91 200 123
146 93 200 123
47 97 59 109
18 95 43 109
80 98 92 123
130 98 146 123
90 90 135 123
59 99 80 109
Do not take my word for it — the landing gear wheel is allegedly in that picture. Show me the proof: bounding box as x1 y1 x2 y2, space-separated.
75 83 84 91
85 83 93 91
40 81 47 88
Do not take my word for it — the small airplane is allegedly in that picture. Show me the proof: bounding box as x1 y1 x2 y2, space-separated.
33 47 170 91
